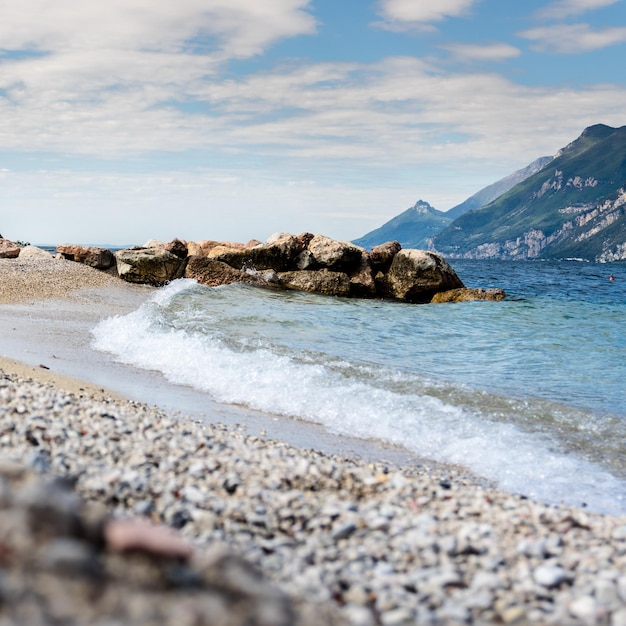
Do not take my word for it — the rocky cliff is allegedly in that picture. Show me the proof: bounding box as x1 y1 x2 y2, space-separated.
432 124 626 262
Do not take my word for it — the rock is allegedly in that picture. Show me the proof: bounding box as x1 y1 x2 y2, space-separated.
278 269 351 297
307 235 365 272
57 244 115 270
185 257 275 288
569 596 597 623
369 241 401 272
0 238 21 258
379 249 465 303
207 235 302 272
533 565 574 588
18 245 53 260
349 259 377 298
115 248 187 285
104 518 194 559
143 238 188 259
187 240 223 257
430 287 506 303
162 238 188 259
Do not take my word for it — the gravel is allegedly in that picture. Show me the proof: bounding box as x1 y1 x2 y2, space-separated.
0 256 124 304
1 370 626 625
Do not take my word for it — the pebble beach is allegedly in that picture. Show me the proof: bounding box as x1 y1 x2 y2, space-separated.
2 256 626 625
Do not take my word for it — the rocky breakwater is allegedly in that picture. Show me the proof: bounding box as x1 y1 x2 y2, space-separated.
101 234 505 304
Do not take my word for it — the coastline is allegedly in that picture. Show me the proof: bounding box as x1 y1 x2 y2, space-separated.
3 257 626 624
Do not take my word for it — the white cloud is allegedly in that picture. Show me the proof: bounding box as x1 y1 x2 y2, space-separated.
2 50 626 167
535 0 621 20
376 0 477 29
0 0 316 58
520 23 626 52
441 42 522 62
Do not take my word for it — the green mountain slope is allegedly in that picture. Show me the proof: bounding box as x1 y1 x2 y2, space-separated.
353 200 451 249
446 156 552 220
432 124 626 262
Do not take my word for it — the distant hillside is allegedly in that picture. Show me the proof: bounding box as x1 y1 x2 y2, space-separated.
446 156 553 220
353 157 553 250
353 200 451 249
432 124 626 262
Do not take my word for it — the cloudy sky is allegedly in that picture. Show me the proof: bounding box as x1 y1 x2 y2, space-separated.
1 0 625 245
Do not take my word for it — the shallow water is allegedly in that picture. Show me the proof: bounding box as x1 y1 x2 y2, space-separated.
91 260 626 515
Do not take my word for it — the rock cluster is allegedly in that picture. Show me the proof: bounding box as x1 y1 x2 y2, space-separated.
2 370 626 625
68 234 493 304
169 233 467 303
1 234 504 303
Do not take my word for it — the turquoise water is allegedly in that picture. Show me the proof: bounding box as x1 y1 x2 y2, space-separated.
92 260 626 515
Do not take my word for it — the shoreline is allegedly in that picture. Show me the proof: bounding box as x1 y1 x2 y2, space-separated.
3 257 626 623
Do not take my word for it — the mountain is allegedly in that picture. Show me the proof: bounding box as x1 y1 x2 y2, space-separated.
353 157 553 250
446 156 553 220
432 124 626 262
352 200 451 249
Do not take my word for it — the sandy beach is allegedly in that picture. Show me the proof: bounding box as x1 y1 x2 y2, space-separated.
2 255 626 625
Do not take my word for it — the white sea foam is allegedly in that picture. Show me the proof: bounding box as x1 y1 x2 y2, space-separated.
91 279 626 516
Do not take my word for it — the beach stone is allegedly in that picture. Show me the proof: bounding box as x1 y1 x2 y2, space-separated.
115 247 187 285
533 565 574 588
570 595 597 623
378 249 465 303
612 608 626 626
57 244 115 270
0 238 21 258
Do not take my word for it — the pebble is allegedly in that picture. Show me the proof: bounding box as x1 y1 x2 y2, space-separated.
533 565 574 589
1 368 626 625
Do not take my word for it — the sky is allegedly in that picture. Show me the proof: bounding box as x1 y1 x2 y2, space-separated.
1 0 625 245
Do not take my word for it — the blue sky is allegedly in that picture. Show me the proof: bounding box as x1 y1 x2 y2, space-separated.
1 0 625 245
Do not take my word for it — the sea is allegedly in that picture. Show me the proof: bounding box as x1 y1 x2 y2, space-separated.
89 259 626 516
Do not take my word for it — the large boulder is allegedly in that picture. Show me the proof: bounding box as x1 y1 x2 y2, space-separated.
369 241 401 273
278 269 351 297
348 260 377 298
379 249 464 303
18 245 53 260
115 248 187 285
307 235 365 272
57 244 115 269
143 238 189 259
207 235 302 271
0 239 21 258
161 238 188 259
187 240 223 257
185 256 277 288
